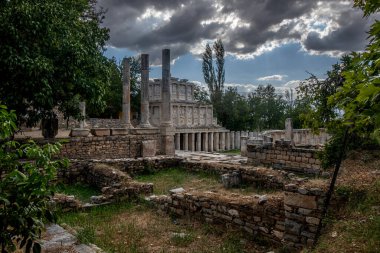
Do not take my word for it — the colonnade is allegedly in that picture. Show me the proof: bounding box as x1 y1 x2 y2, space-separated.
175 131 245 152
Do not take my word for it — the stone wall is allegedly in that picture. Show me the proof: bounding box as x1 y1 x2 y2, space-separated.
246 141 322 175
263 129 330 146
283 183 326 249
150 190 285 244
56 134 161 160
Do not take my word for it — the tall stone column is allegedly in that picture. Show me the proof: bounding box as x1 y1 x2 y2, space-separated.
160 49 175 155
225 132 230 150
139 54 151 128
220 132 225 150
214 132 220 151
208 132 214 152
121 58 133 128
175 133 180 150
79 101 86 129
231 131 235 150
203 132 208 152
189 133 195 151
161 49 172 127
183 133 189 151
196 132 202 151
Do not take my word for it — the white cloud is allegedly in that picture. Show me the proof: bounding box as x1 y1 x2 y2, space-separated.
257 74 288 81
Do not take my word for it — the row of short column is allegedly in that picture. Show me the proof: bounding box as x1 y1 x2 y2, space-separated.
175 132 232 152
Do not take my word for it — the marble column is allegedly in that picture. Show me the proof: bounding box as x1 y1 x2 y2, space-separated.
249 131 254 138
196 132 202 151
203 132 209 152
161 49 172 127
231 131 235 150
121 58 133 128
208 132 214 152
220 132 225 150
225 132 230 150
285 118 294 145
79 101 86 129
175 133 180 150
160 49 175 155
235 131 241 149
214 132 220 151
183 133 189 151
189 133 195 152
139 54 151 128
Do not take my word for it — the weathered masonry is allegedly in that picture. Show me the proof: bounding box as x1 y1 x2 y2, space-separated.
63 48 237 156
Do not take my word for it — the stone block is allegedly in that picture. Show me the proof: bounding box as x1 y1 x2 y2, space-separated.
284 192 317 209
90 128 110 136
69 129 90 137
285 219 302 235
306 217 320 225
141 140 157 157
111 128 129 135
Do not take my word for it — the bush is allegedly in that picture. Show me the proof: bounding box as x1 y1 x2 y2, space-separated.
0 104 67 252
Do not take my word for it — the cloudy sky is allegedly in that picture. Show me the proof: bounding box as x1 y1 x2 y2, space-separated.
98 0 376 93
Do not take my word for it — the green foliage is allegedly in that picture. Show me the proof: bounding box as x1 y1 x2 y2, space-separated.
0 104 67 252
0 0 110 126
218 87 250 130
247 85 288 131
297 56 352 130
202 39 225 117
193 84 210 104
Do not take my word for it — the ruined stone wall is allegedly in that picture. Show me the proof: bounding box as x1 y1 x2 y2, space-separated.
55 135 161 160
263 129 330 146
283 183 326 249
151 191 285 244
247 141 322 174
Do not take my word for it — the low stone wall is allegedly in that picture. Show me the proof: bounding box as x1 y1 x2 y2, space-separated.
150 191 285 244
263 129 330 146
283 183 326 249
56 134 161 160
247 141 322 174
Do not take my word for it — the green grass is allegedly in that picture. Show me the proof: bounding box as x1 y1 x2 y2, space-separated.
219 149 241 155
313 180 380 253
59 201 143 252
56 183 101 202
135 167 220 195
135 167 276 196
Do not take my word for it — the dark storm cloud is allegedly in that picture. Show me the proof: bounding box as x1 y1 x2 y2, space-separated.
303 8 372 53
97 0 376 60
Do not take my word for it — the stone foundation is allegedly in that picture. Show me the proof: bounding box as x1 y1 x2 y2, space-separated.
149 190 285 244
246 140 322 175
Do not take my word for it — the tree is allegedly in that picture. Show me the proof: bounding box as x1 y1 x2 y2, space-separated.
296 55 352 130
202 39 225 116
218 87 249 130
193 84 210 104
330 0 380 144
0 0 110 127
127 56 142 118
247 85 287 131
0 104 67 252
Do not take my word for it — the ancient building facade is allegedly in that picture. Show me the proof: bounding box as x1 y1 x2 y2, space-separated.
147 77 232 152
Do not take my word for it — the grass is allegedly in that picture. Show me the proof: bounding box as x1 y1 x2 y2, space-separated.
312 179 380 253
219 149 241 155
58 200 270 253
56 183 100 202
134 167 273 196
